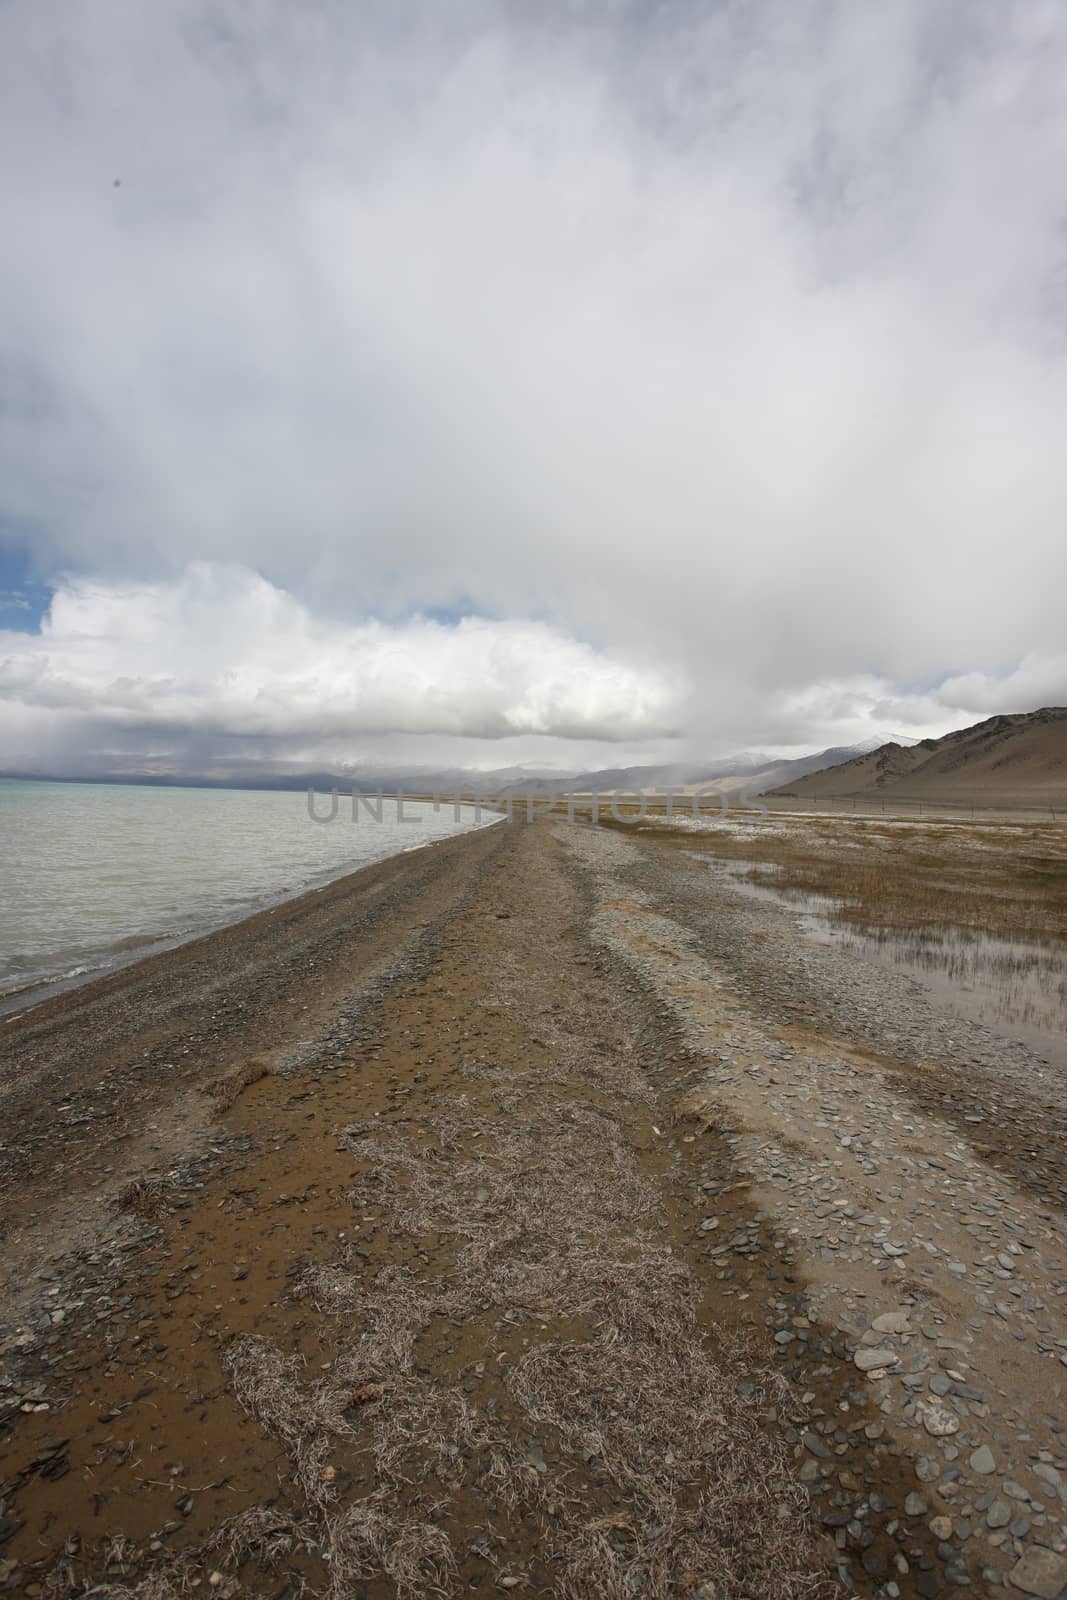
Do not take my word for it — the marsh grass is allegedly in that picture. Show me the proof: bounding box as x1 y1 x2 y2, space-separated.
617 813 1067 945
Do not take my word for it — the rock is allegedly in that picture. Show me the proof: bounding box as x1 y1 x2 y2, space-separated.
930 1515 953 1540
917 1400 960 1437
986 1499 1011 1529
854 1346 899 1372
801 1431 831 1459
969 1445 996 1475
904 1493 928 1517
873 1312 912 1334
1006 1545 1067 1598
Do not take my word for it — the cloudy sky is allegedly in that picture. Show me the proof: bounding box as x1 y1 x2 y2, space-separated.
2 0 1065 778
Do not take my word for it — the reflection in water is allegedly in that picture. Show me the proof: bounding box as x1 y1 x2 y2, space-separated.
721 860 1067 1070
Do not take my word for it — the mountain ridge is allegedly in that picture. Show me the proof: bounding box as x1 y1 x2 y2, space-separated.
765 707 1067 807
0 736 902 798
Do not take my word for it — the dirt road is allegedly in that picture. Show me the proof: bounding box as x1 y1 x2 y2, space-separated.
1 819 1064 1598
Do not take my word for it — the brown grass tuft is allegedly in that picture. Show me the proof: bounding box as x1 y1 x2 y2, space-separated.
207 1057 271 1111
209 1504 306 1569
115 1176 169 1219
327 1499 456 1600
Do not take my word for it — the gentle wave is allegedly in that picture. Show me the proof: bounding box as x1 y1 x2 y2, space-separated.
0 781 497 1010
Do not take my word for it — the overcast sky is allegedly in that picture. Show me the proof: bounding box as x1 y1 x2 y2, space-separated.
1 0 1065 777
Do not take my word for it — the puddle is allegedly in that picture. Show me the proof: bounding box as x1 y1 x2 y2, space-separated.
720 860 1067 1071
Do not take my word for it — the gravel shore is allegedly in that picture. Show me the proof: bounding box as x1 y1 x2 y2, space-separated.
565 821 1067 1598
0 817 1063 1599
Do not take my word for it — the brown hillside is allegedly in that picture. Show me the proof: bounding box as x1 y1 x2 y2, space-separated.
766 707 1067 808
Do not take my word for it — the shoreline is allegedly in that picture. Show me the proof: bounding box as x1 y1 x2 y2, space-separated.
0 816 1064 1598
0 802 504 1023
0 817 512 1272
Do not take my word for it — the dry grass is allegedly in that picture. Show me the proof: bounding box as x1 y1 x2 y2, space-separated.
223 1333 524 1598
224 1337 341 1511
70 1560 201 1600
619 813 1067 943
339 1096 657 1325
511 1288 821 1600
209 1505 304 1569
206 1056 271 1111
46 1509 308 1599
215 1059 833 1600
114 1176 169 1220
328 1500 456 1597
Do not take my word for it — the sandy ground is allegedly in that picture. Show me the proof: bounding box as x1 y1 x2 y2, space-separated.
0 818 1064 1600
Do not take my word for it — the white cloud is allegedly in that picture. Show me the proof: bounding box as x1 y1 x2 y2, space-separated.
932 655 1067 718
1 566 1054 776
0 565 681 763
1 1 1065 768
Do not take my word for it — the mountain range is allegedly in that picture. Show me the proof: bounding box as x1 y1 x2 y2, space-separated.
0 737 899 798
765 708 1067 808
6 714 1064 809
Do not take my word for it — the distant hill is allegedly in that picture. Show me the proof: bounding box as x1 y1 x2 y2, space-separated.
487 739 900 799
0 739 902 798
764 708 1067 808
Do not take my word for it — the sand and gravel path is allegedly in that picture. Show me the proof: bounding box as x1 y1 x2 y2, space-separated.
0 818 1064 1599
563 821 1067 1600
